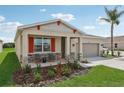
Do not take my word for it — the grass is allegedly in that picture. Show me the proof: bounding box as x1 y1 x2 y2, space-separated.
50 65 124 87
1 48 124 87
0 48 15 64
0 48 21 86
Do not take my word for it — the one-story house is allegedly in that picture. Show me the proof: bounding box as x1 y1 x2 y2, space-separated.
14 19 102 64
103 36 124 50
0 39 3 53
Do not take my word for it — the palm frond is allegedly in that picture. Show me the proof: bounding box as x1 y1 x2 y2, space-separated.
117 10 124 18
100 18 110 23
115 20 120 25
104 7 111 17
113 6 117 14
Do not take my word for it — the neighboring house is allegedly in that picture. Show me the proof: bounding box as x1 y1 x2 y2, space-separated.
0 39 3 53
14 19 102 64
103 36 124 50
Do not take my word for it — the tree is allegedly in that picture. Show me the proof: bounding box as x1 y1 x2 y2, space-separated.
3 43 15 48
100 6 124 56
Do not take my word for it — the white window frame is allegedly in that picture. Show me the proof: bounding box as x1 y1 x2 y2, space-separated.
34 37 51 53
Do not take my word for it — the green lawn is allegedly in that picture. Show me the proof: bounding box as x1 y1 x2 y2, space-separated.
1 48 124 87
0 48 21 86
50 66 124 87
0 48 15 63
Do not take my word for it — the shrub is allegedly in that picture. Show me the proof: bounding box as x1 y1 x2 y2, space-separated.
118 51 121 57
67 60 72 66
23 74 30 84
103 50 105 54
34 72 42 83
48 68 56 78
24 64 32 73
107 50 109 55
101 50 105 57
72 60 81 70
56 62 62 76
49 65 56 72
35 64 41 73
62 65 71 77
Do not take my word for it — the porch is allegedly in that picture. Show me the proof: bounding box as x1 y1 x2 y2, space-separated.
22 35 83 66
23 51 79 68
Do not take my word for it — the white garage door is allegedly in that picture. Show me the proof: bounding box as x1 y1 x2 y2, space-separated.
83 43 99 58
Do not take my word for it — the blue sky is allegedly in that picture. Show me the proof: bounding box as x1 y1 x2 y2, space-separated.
0 5 124 42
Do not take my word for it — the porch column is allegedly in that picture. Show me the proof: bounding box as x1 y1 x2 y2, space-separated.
66 36 70 56
22 32 28 62
99 43 102 56
79 37 83 53
79 37 83 60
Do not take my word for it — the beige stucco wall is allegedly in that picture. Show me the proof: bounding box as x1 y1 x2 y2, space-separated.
21 22 81 37
15 35 21 61
15 22 82 62
82 36 103 43
0 41 3 53
70 38 78 53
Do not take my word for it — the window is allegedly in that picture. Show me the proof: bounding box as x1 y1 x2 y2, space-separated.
34 37 51 52
34 38 43 52
43 38 51 52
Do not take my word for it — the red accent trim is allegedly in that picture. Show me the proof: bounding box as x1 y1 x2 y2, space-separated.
28 37 34 53
73 29 77 34
51 38 55 52
57 21 61 26
37 25 40 30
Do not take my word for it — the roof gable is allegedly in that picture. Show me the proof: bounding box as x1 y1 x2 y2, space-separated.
18 19 85 35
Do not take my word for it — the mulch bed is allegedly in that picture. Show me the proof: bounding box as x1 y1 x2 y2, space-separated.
13 63 91 87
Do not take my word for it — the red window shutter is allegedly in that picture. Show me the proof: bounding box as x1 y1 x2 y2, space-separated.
28 37 34 53
51 38 55 52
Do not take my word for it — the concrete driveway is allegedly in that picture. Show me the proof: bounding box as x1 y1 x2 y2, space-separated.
81 51 124 70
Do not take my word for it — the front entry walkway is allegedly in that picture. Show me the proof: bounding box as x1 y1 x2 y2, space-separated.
80 56 124 70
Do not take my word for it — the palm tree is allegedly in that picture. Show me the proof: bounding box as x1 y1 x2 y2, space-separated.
100 6 124 56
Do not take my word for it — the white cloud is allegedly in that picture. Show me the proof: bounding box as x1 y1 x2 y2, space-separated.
0 22 22 33
40 8 46 12
0 16 22 43
0 36 13 43
83 25 95 30
0 16 5 22
51 13 76 22
96 16 108 25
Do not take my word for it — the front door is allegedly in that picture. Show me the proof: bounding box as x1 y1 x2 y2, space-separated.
61 37 65 58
